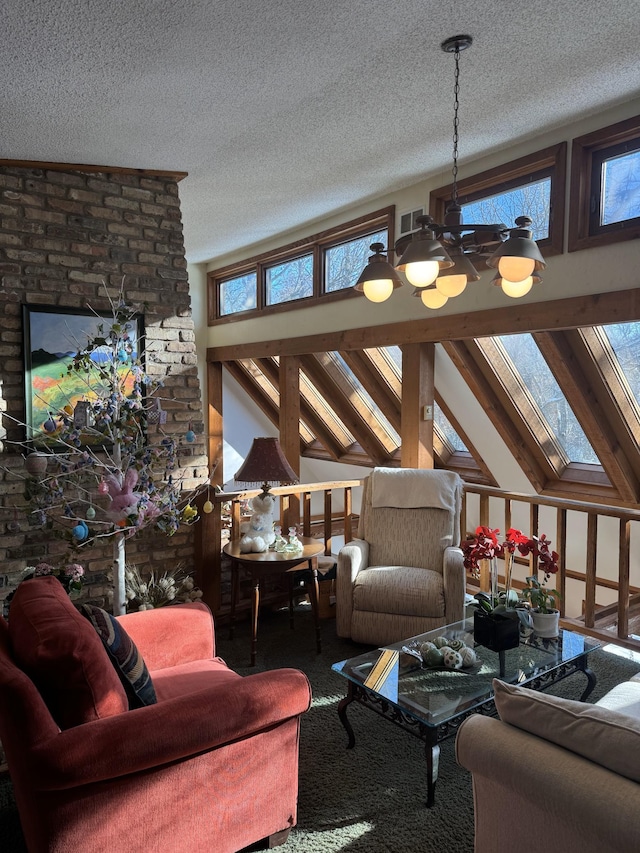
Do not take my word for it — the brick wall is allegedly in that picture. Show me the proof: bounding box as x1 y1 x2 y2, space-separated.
0 163 208 609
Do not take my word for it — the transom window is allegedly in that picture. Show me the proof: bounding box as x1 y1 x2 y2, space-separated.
594 143 640 228
460 177 551 242
265 254 313 305
208 207 394 324
430 143 566 259
569 114 640 251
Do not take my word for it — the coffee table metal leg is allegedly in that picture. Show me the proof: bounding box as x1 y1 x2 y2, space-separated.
250 575 260 667
577 655 598 701
337 685 356 749
424 741 440 808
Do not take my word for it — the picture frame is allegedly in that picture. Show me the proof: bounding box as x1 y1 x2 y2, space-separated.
22 304 145 446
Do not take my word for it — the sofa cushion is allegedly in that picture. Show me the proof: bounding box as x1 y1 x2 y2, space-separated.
353 566 445 617
493 678 640 783
8 576 128 729
151 658 241 701
81 604 157 708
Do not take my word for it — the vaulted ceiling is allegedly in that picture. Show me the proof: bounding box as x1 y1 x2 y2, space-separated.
3 1 640 264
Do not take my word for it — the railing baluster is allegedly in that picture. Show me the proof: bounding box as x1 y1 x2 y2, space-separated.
584 514 598 629
302 492 311 537
556 508 567 618
344 487 353 543
618 518 631 640
324 490 332 556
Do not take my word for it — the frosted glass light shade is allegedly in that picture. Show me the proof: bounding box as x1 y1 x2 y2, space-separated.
363 278 394 303
420 288 449 309
497 255 535 282
501 276 533 298
436 273 467 297
404 260 440 287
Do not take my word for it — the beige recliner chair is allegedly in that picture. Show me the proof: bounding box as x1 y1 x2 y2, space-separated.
336 467 465 646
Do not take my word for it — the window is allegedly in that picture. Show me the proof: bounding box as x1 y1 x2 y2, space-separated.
265 254 313 305
599 147 640 226
569 114 640 251
429 143 566 259
497 333 598 464
460 177 551 242
219 272 257 317
434 401 467 451
207 207 394 324
325 228 387 294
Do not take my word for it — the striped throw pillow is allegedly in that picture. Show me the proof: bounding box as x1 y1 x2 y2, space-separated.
81 604 157 708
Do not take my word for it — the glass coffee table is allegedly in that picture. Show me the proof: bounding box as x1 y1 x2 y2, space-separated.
332 618 601 807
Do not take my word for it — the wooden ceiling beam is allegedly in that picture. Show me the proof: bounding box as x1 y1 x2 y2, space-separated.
207 288 640 362
341 350 401 433
535 329 640 501
401 343 434 469
256 357 347 461
434 393 499 486
299 354 392 465
442 340 549 491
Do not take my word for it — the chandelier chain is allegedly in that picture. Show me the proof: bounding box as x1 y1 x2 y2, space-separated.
451 45 461 205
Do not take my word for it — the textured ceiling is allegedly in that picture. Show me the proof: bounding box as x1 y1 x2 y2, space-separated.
3 1 640 263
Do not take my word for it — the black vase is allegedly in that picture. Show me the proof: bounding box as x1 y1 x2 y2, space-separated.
473 609 520 652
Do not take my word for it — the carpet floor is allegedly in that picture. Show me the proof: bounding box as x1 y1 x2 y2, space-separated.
1 604 639 853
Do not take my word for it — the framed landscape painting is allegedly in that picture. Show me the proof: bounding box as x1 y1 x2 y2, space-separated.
22 304 144 444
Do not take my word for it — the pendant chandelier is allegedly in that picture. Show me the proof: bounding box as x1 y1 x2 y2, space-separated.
354 34 546 307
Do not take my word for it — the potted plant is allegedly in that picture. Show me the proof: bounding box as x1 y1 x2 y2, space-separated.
520 537 561 636
462 526 521 651
463 526 561 648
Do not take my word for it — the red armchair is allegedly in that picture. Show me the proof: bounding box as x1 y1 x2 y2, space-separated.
0 577 311 853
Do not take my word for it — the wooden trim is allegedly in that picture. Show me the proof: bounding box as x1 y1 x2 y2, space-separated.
206 288 640 362
0 158 188 181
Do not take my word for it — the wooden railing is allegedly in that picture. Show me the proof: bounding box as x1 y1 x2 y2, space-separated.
194 477 640 651
193 480 360 614
463 484 640 652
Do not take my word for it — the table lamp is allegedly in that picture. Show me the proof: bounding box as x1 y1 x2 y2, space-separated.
234 437 299 498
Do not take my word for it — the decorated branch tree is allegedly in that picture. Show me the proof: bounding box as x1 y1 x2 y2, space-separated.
10 288 207 614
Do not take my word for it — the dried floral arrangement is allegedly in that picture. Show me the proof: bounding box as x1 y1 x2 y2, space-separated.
124 563 203 611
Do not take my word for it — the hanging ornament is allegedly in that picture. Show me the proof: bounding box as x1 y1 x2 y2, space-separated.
86 505 96 520
25 451 49 477
42 415 57 433
98 480 109 495
72 520 89 541
117 347 128 363
185 423 196 443
203 500 213 514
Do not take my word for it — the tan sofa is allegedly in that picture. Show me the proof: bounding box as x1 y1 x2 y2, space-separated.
456 675 640 853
